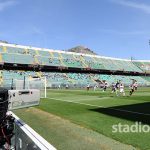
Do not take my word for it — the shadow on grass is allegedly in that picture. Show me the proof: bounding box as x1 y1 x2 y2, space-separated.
90 102 150 124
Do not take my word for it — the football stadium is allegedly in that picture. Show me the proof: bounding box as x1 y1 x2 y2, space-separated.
0 42 150 150
1 0 150 150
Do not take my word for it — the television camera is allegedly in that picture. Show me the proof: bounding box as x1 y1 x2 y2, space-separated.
0 88 40 149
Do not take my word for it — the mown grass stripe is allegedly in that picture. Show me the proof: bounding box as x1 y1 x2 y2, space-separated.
46 97 150 116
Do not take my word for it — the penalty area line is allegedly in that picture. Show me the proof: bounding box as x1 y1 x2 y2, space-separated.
45 97 150 116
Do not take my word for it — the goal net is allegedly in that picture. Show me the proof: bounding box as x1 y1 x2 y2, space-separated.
15 76 47 98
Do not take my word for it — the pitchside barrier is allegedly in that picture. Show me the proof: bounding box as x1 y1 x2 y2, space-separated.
0 87 55 149
10 112 56 150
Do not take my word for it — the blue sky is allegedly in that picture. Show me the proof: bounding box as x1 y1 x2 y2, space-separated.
0 0 150 59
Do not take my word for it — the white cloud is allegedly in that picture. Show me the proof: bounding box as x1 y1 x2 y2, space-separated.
0 0 17 12
32 26 44 35
111 0 150 14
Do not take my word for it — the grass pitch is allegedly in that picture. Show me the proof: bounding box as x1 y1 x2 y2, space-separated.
14 87 150 150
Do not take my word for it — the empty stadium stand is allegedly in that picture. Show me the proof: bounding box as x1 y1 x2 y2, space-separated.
0 70 149 89
0 43 145 73
0 42 150 88
133 60 150 73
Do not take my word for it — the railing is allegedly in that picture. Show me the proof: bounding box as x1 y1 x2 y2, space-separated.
10 112 56 150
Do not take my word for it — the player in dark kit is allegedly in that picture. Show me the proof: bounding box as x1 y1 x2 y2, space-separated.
87 84 90 91
111 82 116 93
115 81 120 89
115 81 120 96
102 81 108 92
134 82 138 91
129 80 137 96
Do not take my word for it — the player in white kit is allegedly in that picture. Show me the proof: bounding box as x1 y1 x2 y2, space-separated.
120 83 125 96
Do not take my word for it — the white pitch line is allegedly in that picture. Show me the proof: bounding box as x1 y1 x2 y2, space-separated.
46 97 150 116
76 97 112 101
46 97 103 107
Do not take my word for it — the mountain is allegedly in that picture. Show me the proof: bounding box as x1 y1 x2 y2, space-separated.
67 46 97 55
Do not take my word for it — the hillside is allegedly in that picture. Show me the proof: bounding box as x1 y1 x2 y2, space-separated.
67 46 97 55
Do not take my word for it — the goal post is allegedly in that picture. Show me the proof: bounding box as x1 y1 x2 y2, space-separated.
15 76 47 98
28 76 47 98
